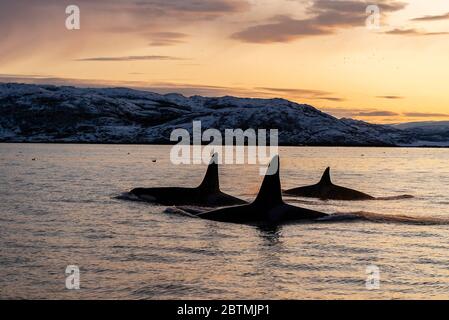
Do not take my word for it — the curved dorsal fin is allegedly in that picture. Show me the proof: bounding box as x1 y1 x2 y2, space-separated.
253 155 283 206
319 167 332 185
198 153 220 193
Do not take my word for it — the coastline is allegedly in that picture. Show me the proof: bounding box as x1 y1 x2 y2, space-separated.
1 141 448 148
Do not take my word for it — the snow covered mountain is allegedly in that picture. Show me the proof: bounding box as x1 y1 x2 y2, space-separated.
392 121 449 130
0 82 439 146
391 121 449 147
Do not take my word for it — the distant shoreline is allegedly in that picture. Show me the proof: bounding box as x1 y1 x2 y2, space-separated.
1 141 448 148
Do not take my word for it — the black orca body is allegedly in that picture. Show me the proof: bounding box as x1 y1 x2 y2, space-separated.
197 156 328 225
130 154 246 207
284 167 375 201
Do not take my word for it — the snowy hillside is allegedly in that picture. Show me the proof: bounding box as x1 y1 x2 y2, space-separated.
392 121 449 130
0 82 438 146
391 121 449 147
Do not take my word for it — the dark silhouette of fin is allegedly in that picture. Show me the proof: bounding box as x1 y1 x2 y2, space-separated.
254 156 283 206
319 167 332 185
198 153 220 193
196 155 328 224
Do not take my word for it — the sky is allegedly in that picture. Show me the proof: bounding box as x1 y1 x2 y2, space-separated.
0 0 448 123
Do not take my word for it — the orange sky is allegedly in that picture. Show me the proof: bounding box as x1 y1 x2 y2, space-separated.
1 0 448 123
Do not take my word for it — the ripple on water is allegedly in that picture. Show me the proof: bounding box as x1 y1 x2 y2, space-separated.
2 144 449 299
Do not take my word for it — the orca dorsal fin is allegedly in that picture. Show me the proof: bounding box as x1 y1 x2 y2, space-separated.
253 155 283 206
319 167 332 185
198 153 220 193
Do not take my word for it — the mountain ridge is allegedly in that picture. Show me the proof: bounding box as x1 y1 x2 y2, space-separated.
0 82 444 146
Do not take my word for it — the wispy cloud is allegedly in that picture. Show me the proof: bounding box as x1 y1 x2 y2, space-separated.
385 28 449 36
132 0 250 19
316 97 346 102
148 32 188 46
357 111 400 117
403 112 449 118
411 12 449 22
231 15 333 43
377 95 404 99
75 55 185 62
0 74 254 97
0 0 250 63
255 87 343 101
256 87 330 96
232 0 407 43
0 73 344 102
321 107 401 119
323 108 449 120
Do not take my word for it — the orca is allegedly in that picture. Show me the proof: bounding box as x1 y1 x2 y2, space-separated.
283 167 375 200
130 153 246 207
196 156 328 225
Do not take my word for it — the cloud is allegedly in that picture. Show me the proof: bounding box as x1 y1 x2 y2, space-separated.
316 97 346 102
232 0 407 43
148 32 188 46
231 15 333 43
411 12 449 21
75 55 184 62
321 107 410 119
133 0 249 18
256 87 330 96
255 86 344 101
357 111 400 117
320 107 400 119
322 107 365 117
377 95 403 99
0 73 54 79
329 109 449 119
0 74 253 97
0 73 345 101
328 109 449 119
403 112 449 118
0 0 250 63
385 28 449 36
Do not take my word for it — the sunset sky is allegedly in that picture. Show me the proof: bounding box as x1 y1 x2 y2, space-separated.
1 0 448 123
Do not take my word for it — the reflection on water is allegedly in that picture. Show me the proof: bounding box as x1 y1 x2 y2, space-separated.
1 144 449 299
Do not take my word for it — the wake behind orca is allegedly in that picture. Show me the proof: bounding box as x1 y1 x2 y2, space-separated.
284 167 376 201
128 153 246 207
195 156 328 225
168 206 449 226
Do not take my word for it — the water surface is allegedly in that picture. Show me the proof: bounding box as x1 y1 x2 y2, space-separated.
1 144 449 299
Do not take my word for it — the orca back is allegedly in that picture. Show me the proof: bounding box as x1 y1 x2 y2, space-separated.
317 167 375 200
197 155 329 224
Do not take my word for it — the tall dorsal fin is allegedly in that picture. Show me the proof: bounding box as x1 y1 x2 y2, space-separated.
253 155 283 206
198 153 220 193
319 167 332 185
